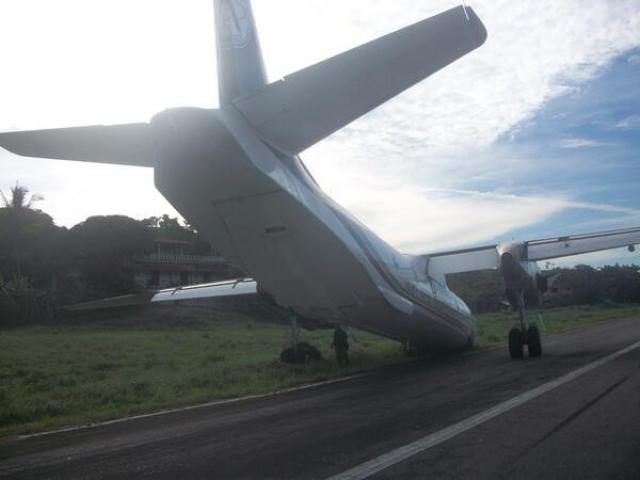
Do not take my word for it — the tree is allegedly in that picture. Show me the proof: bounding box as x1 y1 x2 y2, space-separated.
0 182 43 210
69 215 154 298
0 182 62 324
600 265 640 304
142 214 192 238
0 182 64 285
142 214 212 254
447 270 504 314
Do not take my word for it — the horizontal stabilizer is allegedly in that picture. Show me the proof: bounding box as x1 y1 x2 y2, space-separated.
64 278 257 311
426 245 499 278
0 123 154 167
234 5 487 155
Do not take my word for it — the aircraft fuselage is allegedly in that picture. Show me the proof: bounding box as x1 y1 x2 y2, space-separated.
152 107 475 351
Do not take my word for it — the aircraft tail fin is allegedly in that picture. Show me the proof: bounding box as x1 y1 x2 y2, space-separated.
233 5 487 155
214 0 268 106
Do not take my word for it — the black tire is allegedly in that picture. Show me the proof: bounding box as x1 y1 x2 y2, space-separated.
527 325 542 357
509 327 524 359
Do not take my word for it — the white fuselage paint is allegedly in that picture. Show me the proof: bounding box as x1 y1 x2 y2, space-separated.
152 107 474 351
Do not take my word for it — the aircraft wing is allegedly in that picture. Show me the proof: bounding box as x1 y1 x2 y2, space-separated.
0 123 154 166
233 5 487 155
525 227 640 261
423 227 640 277
64 278 257 312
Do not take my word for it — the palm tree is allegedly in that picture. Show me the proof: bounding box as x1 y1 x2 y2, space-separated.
0 182 43 209
0 182 46 279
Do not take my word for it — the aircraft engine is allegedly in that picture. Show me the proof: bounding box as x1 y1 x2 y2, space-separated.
497 242 531 291
497 241 560 310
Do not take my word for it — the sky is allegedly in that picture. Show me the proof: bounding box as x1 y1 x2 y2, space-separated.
1 0 639 268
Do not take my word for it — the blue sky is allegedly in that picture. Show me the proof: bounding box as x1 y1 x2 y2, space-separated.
491 49 640 265
0 0 639 267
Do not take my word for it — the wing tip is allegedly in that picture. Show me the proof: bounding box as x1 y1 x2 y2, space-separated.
463 5 488 47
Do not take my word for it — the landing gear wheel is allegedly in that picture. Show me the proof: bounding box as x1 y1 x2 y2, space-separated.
527 325 542 357
508 327 524 359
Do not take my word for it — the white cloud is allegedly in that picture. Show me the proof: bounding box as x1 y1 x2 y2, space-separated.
561 200 640 216
558 137 614 149
329 182 640 255
614 114 640 130
348 187 567 254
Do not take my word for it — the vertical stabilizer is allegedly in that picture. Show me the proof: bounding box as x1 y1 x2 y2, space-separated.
214 0 267 106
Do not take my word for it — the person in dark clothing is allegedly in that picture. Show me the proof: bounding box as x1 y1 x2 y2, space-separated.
331 325 350 366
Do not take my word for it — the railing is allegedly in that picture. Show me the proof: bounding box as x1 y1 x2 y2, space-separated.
132 253 226 266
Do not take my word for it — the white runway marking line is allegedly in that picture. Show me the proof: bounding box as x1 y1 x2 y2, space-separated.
326 339 640 480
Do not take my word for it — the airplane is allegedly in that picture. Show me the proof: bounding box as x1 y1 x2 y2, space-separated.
1 1 639 360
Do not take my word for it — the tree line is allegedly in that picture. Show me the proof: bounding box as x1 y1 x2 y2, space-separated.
1 182 639 326
0 183 213 326
448 263 640 314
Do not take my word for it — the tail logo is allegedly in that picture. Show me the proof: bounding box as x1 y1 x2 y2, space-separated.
220 0 252 50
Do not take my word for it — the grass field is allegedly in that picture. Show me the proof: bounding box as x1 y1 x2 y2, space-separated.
1 303 639 437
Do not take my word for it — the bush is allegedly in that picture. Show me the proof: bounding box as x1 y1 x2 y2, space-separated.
0 274 54 327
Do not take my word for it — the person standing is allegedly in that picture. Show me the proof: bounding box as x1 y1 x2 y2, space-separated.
331 325 350 366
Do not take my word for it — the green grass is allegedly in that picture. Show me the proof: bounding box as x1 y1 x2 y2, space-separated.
0 310 406 437
1 304 639 438
474 304 640 347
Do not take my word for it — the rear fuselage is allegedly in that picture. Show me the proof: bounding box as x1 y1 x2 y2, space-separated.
152 107 475 351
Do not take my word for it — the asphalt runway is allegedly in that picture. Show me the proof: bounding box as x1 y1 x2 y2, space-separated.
2 317 640 479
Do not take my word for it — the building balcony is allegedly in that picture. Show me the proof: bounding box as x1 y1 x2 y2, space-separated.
132 253 226 266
